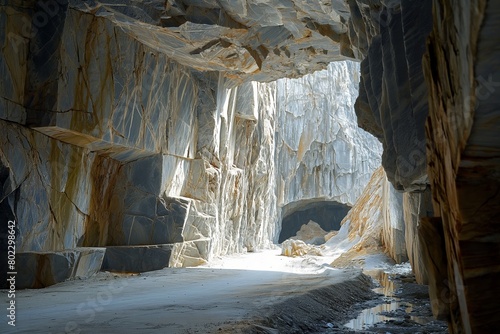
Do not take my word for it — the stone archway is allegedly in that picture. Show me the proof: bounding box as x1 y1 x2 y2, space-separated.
278 199 351 243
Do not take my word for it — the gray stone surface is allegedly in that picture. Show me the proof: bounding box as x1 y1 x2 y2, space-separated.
0 0 411 284
14 248 105 289
101 244 173 273
0 1 280 267
347 0 433 191
403 189 433 284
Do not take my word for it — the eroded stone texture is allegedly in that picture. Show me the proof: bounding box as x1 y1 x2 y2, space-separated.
422 0 500 332
275 61 382 233
66 0 354 84
330 167 406 266
347 0 433 191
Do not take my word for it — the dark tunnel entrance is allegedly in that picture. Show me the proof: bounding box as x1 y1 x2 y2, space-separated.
278 200 351 243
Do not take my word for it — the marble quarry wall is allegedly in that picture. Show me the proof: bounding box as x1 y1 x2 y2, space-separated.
0 1 283 285
422 1 500 332
275 61 382 239
2 0 499 332
0 0 385 288
276 61 382 206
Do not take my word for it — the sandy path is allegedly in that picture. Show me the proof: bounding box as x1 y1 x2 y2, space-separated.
1 251 366 334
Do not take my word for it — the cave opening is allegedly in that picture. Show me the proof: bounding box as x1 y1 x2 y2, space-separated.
278 199 351 243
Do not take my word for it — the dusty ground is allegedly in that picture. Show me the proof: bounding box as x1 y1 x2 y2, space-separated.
1 250 449 334
0 251 372 334
216 269 449 334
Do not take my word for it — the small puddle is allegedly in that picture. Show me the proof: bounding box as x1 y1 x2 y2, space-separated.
343 270 432 330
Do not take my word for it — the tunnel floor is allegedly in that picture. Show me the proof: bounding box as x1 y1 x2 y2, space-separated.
2 250 448 334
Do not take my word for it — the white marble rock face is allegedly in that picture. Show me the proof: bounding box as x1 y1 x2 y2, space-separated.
275 61 382 216
1 0 383 274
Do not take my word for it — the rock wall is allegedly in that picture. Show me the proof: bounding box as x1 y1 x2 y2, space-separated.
0 2 279 273
347 0 433 192
65 0 356 84
422 0 500 332
345 0 500 332
275 61 382 220
1 1 382 275
327 167 406 266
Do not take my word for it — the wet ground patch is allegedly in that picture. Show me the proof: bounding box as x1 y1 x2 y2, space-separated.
340 270 449 333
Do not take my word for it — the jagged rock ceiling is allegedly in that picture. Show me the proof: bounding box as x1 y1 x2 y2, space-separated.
69 0 354 83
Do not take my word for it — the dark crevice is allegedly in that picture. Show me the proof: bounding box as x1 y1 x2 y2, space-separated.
279 200 351 243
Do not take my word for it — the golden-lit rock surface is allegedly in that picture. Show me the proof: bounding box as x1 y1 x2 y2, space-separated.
422 0 500 332
328 167 406 267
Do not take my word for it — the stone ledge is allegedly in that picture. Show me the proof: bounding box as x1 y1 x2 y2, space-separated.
101 244 174 273
14 248 106 289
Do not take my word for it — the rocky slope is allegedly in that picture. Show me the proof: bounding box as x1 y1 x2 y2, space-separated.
326 167 406 267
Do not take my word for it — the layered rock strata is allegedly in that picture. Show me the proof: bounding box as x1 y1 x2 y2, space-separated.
422 0 500 332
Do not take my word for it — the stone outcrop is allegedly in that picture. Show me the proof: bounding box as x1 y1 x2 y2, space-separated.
291 220 328 245
422 0 500 332
16 248 105 289
348 0 433 192
281 239 323 257
328 167 406 267
67 0 355 84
